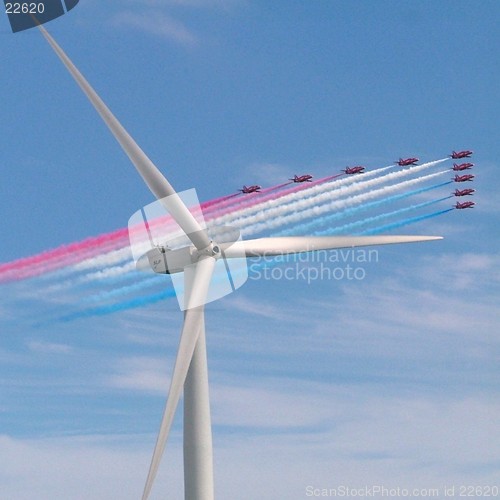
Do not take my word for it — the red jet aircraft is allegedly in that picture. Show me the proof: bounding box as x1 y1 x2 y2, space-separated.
454 188 475 196
454 174 475 182
343 166 365 175
239 185 261 193
452 163 474 171
290 174 313 183
396 157 419 166
450 150 473 159
455 201 475 209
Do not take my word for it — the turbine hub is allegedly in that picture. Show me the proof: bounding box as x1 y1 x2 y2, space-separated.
195 241 221 259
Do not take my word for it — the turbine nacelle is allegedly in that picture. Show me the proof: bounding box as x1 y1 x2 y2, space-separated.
137 242 222 275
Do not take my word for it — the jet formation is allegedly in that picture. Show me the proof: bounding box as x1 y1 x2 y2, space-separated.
449 150 476 209
240 151 477 214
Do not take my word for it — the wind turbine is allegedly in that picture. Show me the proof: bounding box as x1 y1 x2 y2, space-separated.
37 26 442 500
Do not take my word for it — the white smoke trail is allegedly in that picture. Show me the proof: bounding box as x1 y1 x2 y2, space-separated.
83 276 164 303
316 196 449 235
77 167 448 284
72 246 132 272
217 158 447 234
206 164 395 227
55 159 449 286
234 170 449 235
40 245 133 291
79 261 137 282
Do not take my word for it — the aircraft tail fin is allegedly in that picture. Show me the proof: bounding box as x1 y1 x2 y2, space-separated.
6 0 80 33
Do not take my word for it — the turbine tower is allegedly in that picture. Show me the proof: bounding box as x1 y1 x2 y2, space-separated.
37 26 442 500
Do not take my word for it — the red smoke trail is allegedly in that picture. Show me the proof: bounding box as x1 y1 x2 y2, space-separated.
0 175 342 283
200 180 293 213
0 229 130 283
201 192 240 209
203 173 344 221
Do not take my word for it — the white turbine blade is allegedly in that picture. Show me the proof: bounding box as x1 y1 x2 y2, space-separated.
142 256 216 500
222 235 442 257
38 25 211 251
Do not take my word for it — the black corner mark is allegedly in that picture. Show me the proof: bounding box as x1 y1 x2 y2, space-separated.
63 0 78 11
4 0 79 33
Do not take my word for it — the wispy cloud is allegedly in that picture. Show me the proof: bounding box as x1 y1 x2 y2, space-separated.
112 11 197 46
26 341 73 355
1 391 498 499
106 356 172 393
418 252 500 290
222 294 291 321
0 434 181 500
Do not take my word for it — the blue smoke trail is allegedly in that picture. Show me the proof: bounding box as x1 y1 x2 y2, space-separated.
82 276 168 303
47 170 452 294
315 197 450 235
59 209 454 323
360 208 455 235
276 181 452 236
74 181 452 297
58 202 456 322
62 209 456 322
54 287 178 323
51 175 457 322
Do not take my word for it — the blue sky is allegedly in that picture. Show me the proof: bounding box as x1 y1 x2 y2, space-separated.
0 1 499 499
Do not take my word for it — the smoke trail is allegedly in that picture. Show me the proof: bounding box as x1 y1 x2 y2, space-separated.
261 181 293 192
201 192 240 209
51 287 178 323
207 168 392 226
316 197 450 235
209 159 446 228
73 176 342 278
38 246 134 290
0 230 129 283
82 276 165 303
200 173 345 227
61 206 456 322
0 176 337 283
2 159 448 288
59 171 421 284
228 169 449 236
360 208 455 235
277 181 453 236
67 246 131 272
53 166 451 287
203 181 292 212
35 168 400 285
79 261 137 282
0 228 127 274
212 159 448 232
80 192 451 299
